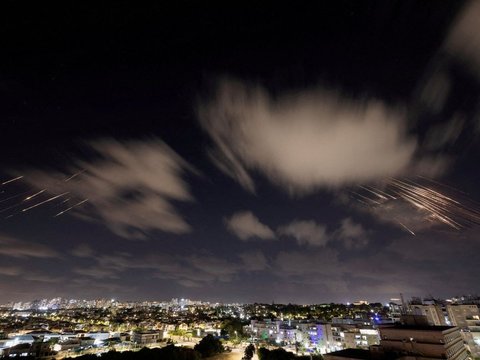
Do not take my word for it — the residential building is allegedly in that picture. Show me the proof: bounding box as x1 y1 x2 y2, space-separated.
325 324 468 360
410 304 447 326
446 304 480 358
131 331 163 344
379 325 468 360
446 304 479 329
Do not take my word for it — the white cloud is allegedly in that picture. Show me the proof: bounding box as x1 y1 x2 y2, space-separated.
225 211 275 240
71 244 94 258
273 249 348 292
0 234 60 258
238 250 269 271
226 211 369 249
277 220 329 247
365 200 437 234
186 255 240 282
0 266 21 276
335 218 369 249
445 1 480 78
198 79 441 194
21 138 195 239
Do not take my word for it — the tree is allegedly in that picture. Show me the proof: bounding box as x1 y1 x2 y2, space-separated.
257 347 298 360
243 344 255 360
221 319 245 339
194 334 224 358
257 347 270 360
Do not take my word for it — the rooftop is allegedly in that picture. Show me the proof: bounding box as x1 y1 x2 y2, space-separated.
325 349 372 360
381 325 455 332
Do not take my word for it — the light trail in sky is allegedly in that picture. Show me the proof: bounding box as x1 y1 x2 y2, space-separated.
352 177 480 234
396 221 416 236
0 175 85 219
21 192 69 213
1 176 23 185
64 169 86 182
54 199 88 217
0 191 30 204
23 189 46 201
0 202 23 214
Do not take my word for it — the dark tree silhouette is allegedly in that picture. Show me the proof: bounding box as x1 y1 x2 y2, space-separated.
243 344 255 360
257 347 323 360
194 334 224 358
65 345 201 360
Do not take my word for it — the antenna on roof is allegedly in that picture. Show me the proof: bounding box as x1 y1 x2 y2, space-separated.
400 293 407 315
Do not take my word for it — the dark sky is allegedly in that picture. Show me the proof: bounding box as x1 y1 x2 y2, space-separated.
1 1 480 304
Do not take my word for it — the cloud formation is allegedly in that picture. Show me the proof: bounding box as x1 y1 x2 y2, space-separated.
71 244 95 258
238 250 269 271
225 211 275 240
225 210 369 249
0 266 21 276
0 234 59 258
277 220 329 247
363 200 436 234
21 139 195 239
198 79 442 194
70 249 244 289
445 1 480 78
335 218 369 249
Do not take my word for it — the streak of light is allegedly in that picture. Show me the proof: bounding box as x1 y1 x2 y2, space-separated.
64 170 86 182
350 191 381 205
24 189 46 201
355 198 369 206
1 176 23 185
0 191 30 204
396 221 415 236
21 192 69 212
54 199 88 217
355 177 480 232
367 185 396 200
416 175 469 195
358 185 389 200
0 202 23 214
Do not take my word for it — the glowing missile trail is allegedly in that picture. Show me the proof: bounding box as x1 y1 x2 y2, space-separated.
0 191 30 204
1 176 23 185
416 175 470 195
23 189 46 201
352 177 480 232
350 191 382 205
21 192 69 212
396 221 416 236
54 199 88 217
0 202 23 214
64 170 85 182
358 185 389 200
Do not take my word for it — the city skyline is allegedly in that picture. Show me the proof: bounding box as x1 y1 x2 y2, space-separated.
1 2 480 303
3 294 480 310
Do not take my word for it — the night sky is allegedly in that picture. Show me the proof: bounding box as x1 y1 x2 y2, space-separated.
1 1 480 304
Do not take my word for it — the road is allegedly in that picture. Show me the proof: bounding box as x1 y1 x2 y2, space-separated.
208 346 259 360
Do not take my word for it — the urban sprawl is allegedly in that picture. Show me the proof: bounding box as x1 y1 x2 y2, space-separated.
0 296 479 360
